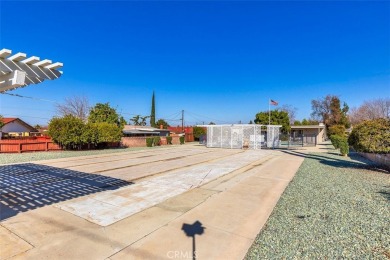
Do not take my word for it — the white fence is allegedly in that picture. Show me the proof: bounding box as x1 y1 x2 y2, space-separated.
200 124 281 150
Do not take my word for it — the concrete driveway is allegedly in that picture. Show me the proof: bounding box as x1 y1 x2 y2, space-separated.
0 144 304 260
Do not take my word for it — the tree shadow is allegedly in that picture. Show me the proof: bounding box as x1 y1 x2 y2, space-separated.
281 150 389 174
182 220 205 260
0 163 133 221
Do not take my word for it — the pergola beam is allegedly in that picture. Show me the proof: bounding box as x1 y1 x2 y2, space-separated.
0 49 12 59
33 59 52 67
45 62 63 70
0 48 63 92
0 70 27 90
21 56 40 65
8 52 27 62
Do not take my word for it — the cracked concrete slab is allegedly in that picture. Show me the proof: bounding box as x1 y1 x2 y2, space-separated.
0 225 33 260
55 150 272 226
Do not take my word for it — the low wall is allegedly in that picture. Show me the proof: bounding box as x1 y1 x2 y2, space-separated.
121 137 147 147
359 152 390 169
121 136 182 147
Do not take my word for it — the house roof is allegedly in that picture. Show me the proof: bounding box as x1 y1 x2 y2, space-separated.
123 130 160 135
291 125 325 129
1 117 17 124
1 117 38 132
123 125 170 132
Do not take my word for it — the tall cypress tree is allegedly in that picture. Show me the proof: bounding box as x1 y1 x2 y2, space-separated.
150 91 156 127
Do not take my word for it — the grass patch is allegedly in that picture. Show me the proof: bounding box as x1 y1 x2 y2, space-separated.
246 152 390 259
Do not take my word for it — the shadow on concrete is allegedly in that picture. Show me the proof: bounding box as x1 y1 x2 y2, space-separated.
281 150 389 174
0 163 133 221
182 220 205 260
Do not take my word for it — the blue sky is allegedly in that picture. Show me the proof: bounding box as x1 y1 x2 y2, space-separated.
1 1 389 126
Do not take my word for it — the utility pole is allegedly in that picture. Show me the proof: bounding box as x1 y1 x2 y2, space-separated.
181 110 184 133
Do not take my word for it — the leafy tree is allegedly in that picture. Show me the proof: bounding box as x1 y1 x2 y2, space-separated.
56 95 90 122
119 116 127 127
95 122 123 143
249 120 253 124
88 103 122 127
193 126 206 140
81 123 99 146
150 92 156 127
297 118 320 125
48 115 85 149
130 115 149 126
156 119 169 129
209 122 216 125
49 116 123 150
254 110 290 133
34 124 42 130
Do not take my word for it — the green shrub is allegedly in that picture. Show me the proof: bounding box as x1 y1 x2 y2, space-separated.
193 127 206 141
179 136 185 145
48 115 85 150
330 134 349 156
330 135 341 149
339 140 349 156
153 136 161 146
166 136 172 145
348 118 390 154
146 137 154 147
328 124 346 137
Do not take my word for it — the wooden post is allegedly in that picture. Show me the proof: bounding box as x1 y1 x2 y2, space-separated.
19 143 22 153
46 141 49 151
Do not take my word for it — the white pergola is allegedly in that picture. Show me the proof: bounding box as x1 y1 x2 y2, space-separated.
0 48 63 92
198 124 282 150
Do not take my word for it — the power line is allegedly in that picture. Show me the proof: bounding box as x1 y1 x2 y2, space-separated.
0 92 59 103
185 110 233 124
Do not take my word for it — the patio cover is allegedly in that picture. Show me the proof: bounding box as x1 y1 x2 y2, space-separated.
0 49 63 92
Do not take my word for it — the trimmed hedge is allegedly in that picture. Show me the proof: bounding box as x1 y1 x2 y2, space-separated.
153 136 161 146
179 136 185 145
330 134 349 156
146 137 154 147
348 118 390 154
166 136 172 145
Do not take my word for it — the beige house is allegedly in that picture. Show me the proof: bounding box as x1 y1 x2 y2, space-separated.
290 123 327 145
0 118 38 138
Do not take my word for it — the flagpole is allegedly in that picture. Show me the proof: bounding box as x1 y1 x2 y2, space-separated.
268 98 270 126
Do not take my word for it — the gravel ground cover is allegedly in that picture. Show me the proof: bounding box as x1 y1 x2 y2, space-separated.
0 146 166 165
246 151 390 259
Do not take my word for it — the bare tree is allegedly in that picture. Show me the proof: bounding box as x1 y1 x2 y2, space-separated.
349 98 390 125
280 104 297 125
311 95 349 127
56 96 90 122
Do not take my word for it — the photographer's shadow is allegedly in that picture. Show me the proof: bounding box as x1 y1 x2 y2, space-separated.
182 220 205 260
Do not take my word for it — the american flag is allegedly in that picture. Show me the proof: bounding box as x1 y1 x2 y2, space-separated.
270 99 278 106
